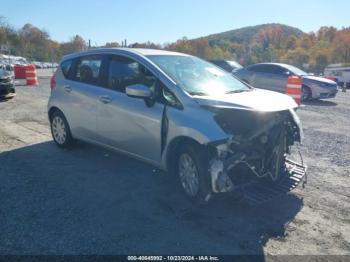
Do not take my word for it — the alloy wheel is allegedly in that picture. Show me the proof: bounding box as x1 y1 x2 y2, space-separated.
52 116 67 145
178 153 200 197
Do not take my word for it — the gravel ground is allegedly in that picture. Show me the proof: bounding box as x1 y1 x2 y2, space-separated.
0 77 349 256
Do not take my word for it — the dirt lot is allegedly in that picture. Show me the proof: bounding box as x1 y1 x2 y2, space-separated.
0 76 349 256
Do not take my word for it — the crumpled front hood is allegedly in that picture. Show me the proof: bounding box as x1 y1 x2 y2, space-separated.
303 75 336 84
194 88 298 112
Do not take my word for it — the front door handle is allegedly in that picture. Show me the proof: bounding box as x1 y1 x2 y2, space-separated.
64 85 72 92
99 95 112 104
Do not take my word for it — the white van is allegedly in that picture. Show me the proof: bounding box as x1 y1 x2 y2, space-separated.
324 64 350 88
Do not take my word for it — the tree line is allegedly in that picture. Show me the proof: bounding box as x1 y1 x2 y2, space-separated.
1 18 349 73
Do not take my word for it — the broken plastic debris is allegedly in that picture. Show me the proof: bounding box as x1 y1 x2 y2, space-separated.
209 159 233 193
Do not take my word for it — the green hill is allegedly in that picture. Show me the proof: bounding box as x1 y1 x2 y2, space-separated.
171 23 307 66
203 23 304 45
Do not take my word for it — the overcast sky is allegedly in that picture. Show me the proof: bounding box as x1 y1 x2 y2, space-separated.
2 0 349 45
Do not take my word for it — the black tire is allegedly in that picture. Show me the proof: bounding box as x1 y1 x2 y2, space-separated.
50 110 74 148
302 85 312 101
176 143 212 205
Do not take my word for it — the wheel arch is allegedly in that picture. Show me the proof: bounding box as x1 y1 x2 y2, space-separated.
48 106 74 138
48 106 61 121
165 136 204 175
302 84 313 100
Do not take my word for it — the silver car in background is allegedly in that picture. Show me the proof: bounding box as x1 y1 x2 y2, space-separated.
48 48 303 204
233 63 338 101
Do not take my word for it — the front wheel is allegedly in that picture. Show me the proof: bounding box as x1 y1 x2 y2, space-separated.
50 110 74 148
301 85 312 101
176 144 212 205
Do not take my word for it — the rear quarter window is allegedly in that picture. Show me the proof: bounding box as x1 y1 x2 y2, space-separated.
60 59 73 79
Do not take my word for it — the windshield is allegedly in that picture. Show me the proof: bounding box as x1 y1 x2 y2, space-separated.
147 55 250 96
283 64 308 76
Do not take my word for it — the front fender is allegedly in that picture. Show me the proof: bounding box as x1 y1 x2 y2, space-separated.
160 106 228 169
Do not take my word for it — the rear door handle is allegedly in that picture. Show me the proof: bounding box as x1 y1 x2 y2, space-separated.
99 95 112 104
64 85 72 92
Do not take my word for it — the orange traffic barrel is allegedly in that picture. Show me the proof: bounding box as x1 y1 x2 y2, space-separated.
25 64 39 86
286 76 302 105
14 65 26 79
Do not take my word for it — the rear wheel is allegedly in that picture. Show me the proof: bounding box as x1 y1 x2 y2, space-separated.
176 143 212 204
50 110 74 148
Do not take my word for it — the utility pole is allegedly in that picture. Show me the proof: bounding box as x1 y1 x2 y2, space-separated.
7 42 11 69
50 49 54 74
88 39 91 49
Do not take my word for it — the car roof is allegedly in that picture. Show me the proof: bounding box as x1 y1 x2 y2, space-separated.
326 63 350 68
210 59 236 62
61 48 190 62
249 62 290 68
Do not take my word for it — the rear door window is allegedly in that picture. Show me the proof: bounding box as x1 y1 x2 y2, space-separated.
248 65 264 73
255 65 271 73
74 55 102 85
249 64 284 74
269 65 286 75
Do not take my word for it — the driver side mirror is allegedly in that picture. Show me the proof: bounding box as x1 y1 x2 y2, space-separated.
125 84 152 99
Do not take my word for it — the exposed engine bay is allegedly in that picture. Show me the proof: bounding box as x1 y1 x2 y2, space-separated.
206 107 304 193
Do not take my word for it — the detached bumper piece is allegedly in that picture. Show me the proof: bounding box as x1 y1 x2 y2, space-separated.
239 158 307 205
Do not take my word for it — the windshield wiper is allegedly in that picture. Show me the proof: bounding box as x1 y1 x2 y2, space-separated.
189 91 208 96
225 89 249 94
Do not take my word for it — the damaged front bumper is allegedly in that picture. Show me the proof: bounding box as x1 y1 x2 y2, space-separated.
209 153 307 196
241 158 307 205
206 108 307 201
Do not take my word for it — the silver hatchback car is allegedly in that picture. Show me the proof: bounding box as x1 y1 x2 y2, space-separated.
48 48 303 204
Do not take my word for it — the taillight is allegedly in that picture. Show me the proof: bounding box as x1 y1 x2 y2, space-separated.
50 74 56 90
